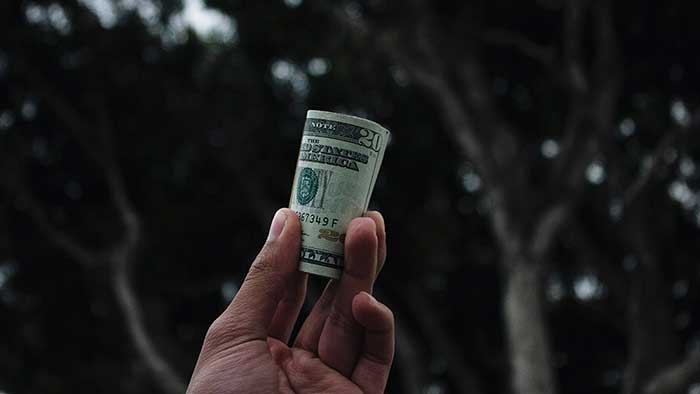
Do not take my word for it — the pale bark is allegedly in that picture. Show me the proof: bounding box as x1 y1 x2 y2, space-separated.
503 258 557 394
313 2 628 394
6 173 187 394
644 352 700 394
2 70 187 394
112 253 187 394
481 29 554 67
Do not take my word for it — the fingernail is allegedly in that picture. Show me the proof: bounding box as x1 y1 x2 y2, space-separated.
267 209 287 241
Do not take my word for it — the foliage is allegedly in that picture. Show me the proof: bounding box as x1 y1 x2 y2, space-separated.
1 0 700 393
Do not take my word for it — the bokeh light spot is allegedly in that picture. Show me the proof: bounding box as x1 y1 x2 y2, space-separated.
541 139 560 159
619 118 636 137
283 0 303 8
585 161 606 185
307 58 330 77
671 99 691 127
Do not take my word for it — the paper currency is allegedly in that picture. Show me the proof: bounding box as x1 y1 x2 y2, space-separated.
289 110 390 279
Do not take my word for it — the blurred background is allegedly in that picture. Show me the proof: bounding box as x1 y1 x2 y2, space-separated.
1 0 699 393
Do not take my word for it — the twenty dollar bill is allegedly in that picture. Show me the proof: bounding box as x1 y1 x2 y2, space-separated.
289 110 390 279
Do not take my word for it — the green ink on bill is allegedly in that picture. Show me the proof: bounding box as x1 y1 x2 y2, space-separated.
289 110 390 279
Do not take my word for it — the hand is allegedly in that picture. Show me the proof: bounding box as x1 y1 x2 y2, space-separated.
186 208 394 394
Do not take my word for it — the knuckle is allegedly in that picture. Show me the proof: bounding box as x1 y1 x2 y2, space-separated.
201 314 252 356
246 260 269 280
204 315 231 345
247 245 278 280
205 315 240 343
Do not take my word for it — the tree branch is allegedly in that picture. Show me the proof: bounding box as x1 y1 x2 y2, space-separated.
562 0 588 95
455 52 520 171
621 108 700 207
319 1 501 185
95 99 187 394
91 96 142 252
554 0 620 198
621 132 679 207
395 287 485 394
406 64 498 182
643 351 700 394
588 0 620 135
14 67 187 394
481 29 555 68
0 159 97 268
622 237 677 394
552 0 590 185
112 252 187 394
530 202 571 260
552 0 617 193
407 0 522 176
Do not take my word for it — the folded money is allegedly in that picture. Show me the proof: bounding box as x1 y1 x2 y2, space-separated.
289 110 390 279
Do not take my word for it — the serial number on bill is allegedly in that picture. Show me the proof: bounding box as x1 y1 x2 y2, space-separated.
295 211 339 227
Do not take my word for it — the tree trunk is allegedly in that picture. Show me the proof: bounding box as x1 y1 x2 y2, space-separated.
503 256 557 394
623 225 678 394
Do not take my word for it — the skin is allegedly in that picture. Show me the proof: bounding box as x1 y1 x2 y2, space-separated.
186 208 394 394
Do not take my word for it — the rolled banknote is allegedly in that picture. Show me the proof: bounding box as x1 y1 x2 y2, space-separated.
289 110 390 279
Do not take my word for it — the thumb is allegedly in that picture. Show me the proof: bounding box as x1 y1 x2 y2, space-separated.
212 209 302 344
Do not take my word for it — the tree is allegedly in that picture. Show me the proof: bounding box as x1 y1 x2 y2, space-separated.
236 1 700 393
1 0 699 394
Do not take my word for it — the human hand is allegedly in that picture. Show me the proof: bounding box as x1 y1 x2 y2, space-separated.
186 208 393 394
